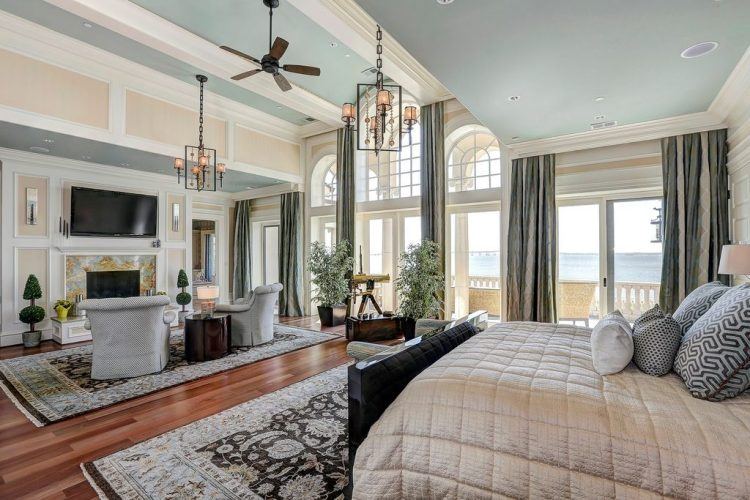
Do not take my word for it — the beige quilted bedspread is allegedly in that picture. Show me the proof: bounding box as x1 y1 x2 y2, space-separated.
352 322 750 499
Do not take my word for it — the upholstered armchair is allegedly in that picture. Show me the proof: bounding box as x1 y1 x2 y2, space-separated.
79 295 175 380
215 283 282 347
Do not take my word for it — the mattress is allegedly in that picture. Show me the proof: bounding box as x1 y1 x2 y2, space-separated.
352 322 750 499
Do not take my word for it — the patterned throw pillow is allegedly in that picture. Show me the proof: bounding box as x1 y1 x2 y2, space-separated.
590 310 633 375
632 305 682 376
672 281 730 335
673 284 750 401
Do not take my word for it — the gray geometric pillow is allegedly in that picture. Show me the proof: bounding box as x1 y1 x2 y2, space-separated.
632 305 682 376
673 284 750 401
672 281 730 336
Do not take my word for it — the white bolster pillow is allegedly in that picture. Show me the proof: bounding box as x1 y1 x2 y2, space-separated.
590 310 634 375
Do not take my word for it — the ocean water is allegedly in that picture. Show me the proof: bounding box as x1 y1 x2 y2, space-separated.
466 252 661 283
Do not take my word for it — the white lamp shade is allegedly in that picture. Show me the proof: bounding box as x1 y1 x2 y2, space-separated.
718 244 750 275
196 285 220 300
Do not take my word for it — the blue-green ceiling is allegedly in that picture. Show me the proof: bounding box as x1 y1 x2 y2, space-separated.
0 121 280 192
355 0 750 143
0 0 338 125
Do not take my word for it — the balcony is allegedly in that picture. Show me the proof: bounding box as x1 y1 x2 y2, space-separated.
449 274 502 319
558 279 660 325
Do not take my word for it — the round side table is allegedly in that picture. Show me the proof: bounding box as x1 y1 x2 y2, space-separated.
184 313 231 362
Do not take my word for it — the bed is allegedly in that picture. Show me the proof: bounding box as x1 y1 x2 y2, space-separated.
351 322 750 499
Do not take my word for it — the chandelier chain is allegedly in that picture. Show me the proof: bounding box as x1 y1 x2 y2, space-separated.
198 78 204 149
375 25 383 88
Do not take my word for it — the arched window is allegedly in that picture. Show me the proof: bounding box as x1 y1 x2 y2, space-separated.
447 127 500 192
365 122 421 201
311 154 337 207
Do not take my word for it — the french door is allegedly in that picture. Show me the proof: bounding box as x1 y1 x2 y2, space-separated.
557 194 663 325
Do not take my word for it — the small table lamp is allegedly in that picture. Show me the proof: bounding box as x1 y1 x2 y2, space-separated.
718 244 750 280
196 285 220 316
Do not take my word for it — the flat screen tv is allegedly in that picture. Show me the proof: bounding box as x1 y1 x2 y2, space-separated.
70 186 158 237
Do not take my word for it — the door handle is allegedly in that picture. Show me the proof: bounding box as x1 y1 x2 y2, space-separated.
602 277 607 287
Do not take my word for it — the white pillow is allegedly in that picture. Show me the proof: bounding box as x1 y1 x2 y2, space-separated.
590 311 634 375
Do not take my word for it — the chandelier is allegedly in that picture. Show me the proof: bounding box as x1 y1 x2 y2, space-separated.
173 75 225 191
341 25 418 154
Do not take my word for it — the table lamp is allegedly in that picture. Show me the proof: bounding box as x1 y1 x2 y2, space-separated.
196 285 220 316
718 244 750 280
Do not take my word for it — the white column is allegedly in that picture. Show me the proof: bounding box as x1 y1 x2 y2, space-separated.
454 212 470 317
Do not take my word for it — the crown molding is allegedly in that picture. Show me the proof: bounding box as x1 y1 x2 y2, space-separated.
288 0 451 105
507 111 726 158
230 182 301 201
45 0 342 126
709 45 750 123
299 120 339 139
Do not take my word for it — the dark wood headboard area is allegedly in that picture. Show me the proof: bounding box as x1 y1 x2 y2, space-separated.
347 322 479 462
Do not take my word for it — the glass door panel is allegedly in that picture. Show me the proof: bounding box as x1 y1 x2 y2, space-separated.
607 198 663 322
448 210 502 320
558 204 600 326
262 225 279 285
366 217 394 312
403 216 422 250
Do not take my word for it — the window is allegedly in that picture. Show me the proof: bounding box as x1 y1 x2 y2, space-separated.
447 128 501 192
311 154 337 207
365 123 421 201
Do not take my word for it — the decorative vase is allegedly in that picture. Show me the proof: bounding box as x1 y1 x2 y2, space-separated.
22 330 41 348
178 310 189 326
55 305 70 320
318 305 347 327
400 317 417 340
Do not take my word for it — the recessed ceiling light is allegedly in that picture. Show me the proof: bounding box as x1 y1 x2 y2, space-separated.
345 54 351 58
81 155 91 160
121 162 130 167
507 95 520 102
43 138 54 143
681 41 719 59
30 146 50 153
436 0 455 4
276 105 283 109
329 42 338 48
82 21 93 28
594 114 606 121
594 96 605 102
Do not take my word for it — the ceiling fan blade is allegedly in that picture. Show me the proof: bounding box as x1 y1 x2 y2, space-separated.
269 37 289 60
220 45 260 64
283 64 321 76
273 72 292 92
231 69 262 80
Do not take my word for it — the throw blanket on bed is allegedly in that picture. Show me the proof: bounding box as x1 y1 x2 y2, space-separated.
352 322 750 499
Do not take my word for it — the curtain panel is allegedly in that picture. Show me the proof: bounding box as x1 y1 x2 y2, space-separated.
232 199 252 300
506 154 557 322
420 101 446 315
279 192 305 316
660 128 730 312
336 127 356 252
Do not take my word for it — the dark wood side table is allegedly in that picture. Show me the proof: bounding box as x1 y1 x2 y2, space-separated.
184 313 231 362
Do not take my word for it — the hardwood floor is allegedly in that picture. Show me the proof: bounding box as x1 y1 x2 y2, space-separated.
0 316 348 499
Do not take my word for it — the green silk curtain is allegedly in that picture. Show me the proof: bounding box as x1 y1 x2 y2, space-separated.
279 192 305 316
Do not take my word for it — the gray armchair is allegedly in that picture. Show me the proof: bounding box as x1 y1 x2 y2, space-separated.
79 295 175 380
215 283 282 347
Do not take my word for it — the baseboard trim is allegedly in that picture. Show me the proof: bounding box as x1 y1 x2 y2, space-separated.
0 329 54 347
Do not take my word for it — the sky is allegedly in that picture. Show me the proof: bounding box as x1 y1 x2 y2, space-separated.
559 199 663 254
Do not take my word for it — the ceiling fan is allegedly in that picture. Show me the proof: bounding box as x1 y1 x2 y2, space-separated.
220 0 321 92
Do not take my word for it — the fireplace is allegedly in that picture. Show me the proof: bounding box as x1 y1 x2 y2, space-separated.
86 270 141 299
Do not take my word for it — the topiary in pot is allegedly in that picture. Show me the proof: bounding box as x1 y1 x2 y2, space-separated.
176 269 192 324
395 240 444 340
19 274 45 347
308 240 354 326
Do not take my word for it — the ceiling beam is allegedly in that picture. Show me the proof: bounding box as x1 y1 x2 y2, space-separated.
288 0 451 105
44 0 343 126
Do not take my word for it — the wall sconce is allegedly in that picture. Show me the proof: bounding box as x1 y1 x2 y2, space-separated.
217 163 226 188
341 102 355 128
174 157 184 183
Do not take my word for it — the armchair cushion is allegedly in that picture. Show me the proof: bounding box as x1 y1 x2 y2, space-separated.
163 309 177 325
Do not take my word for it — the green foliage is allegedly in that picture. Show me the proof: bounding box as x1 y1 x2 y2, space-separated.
19 305 45 327
53 299 73 309
177 269 190 288
395 240 444 321
176 291 192 306
22 275 43 301
155 290 168 296
308 240 354 307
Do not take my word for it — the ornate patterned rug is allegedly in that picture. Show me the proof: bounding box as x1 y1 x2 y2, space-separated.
0 325 338 426
82 366 349 499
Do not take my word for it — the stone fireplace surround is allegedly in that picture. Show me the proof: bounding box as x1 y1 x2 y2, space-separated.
65 254 157 302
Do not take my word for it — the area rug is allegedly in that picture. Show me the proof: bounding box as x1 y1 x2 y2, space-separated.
83 366 348 499
0 325 338 426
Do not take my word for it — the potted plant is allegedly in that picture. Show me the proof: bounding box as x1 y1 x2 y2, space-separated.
19 274 46 347
308 240 354 326
395 240 444 340
176 269 192 324
53 299 74 320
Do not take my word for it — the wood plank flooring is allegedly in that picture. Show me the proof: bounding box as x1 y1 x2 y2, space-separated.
0 316 348 499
